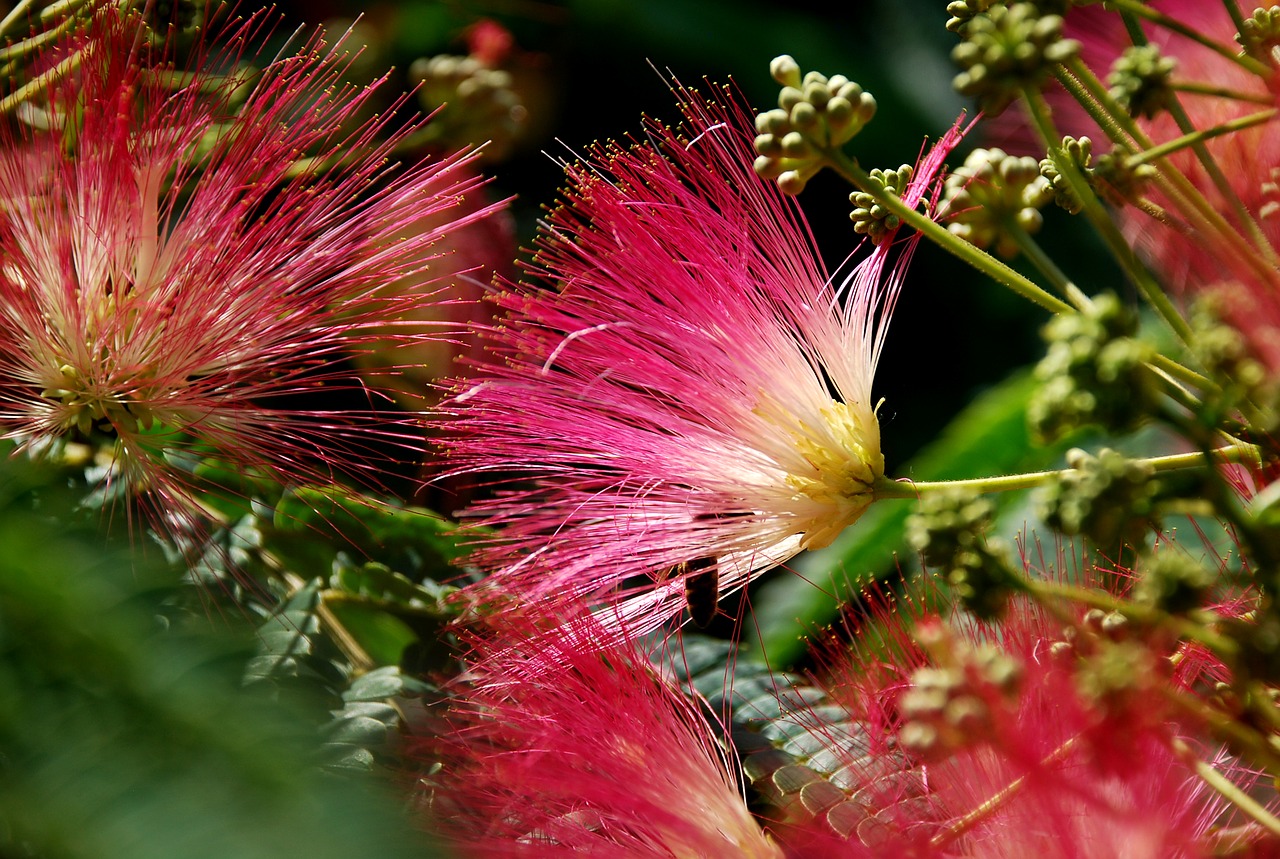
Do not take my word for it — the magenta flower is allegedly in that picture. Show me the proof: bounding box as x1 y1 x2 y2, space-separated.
774 567 1273 857
444 83 963 636
415 613 781 858
0 8 498 530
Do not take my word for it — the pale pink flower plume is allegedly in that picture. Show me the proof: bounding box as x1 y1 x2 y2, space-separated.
442 81 965 638
0 7 500 531
413 613 781 858
776 560 1276 858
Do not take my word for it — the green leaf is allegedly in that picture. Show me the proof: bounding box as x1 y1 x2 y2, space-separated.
325 600 419 667
0 457 442 859
320 667 438 775
265 485 470 583
659 634 909 837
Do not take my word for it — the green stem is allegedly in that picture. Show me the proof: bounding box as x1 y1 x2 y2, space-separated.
1128 108 1279 166
1148 352 1212 393
1055 59 1141 150
1222 0 1248 40
0 17 77 63
0 49 80 115
1058 58 1280 292
1171 81 1277 106
1162 683 1280 774
1159 90 1277 267
1006 221 1092 311
1024 578 1239 658
0 0 37 40
38 0 95 24
1022 86 1196 345
1109 0 1271 78
821 148 1071 314
1175 737 1280 839
874 444 1256 500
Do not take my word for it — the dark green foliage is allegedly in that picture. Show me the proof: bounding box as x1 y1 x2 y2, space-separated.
659 635 921 842
0 457 441 859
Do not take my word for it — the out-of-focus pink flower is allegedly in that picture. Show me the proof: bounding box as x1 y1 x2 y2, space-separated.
0 8 500 531
414 614 782 858
442 82 964 638
775 562 1272 858
1060 4 1280 371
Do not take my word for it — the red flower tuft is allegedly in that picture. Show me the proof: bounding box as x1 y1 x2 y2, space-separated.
414 613 781 858
0 7 502 533
441 80 966 639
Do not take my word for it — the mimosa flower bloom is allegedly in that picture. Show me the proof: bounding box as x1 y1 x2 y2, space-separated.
779 564 1271 858
0 8 499 531
443 82 963 636
417 615 782 858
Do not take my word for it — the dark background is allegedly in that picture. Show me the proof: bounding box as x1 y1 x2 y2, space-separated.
265 0 1077 475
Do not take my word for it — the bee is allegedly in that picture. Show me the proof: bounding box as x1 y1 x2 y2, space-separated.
679 556 720 628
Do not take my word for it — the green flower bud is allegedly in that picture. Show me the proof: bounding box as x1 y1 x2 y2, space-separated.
951 2 1080 115
1027 293 1156 441
770 54 802 88
789 101 819 132
1036 447 1161 553
778 170 809 195
942 147 1054 258
781 131 812 158
1108 44 1176 120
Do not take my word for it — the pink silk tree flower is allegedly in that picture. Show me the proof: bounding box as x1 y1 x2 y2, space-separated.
413 614 782 858
443 82 964 637
0 7 499 532
776 563 1274 858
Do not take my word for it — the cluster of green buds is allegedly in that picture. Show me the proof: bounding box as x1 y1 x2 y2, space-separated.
408 55 525 160
1036 447 1160 554
1051 609 1164 724
1039 135 1092 214
1027 292 1155 441
849 164 915 245
753 55 877 195
899 627 1022 759
951 3 1080 114
1107 45 1176 120
907 488 1018 620
1185 299 1273 429
1091 144 1157 206
1073 634 1162 715
1040 135 1156 211
1133 550 1216 616
942 147 1055 258
1238 6 1280 61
